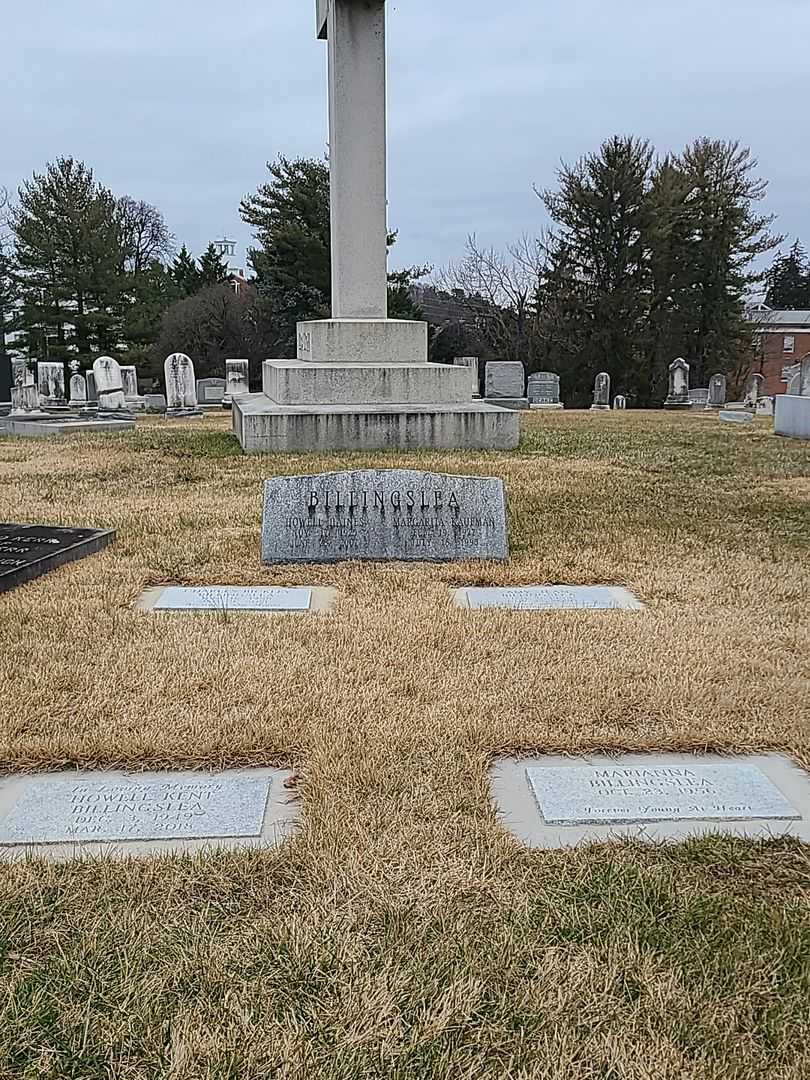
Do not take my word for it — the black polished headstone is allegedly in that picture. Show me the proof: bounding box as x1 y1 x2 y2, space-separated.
0 523 115 593
0 354 11 404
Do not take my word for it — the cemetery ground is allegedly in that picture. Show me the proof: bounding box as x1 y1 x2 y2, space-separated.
0 409 809 1079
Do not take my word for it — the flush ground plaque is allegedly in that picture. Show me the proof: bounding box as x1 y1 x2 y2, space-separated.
0 775 272 845
526 764 800 826
0 523 115 594
153 586 313 611
455 585 644 610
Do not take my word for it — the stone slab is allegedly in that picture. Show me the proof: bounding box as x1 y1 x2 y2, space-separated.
262 360 473 406
296 319 427 364
454 585 645 610
0 417 134 437
135 585 335 613
774 394 810 440
262 469 508 564
719 410 755 425
233 396 520 453
484 397 529 411
490 754 810 847
485 361 525 399
0 768 296 860
0 523 115 594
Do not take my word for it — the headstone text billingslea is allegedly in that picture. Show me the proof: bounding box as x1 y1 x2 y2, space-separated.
0 523 115 594
262 469 508 564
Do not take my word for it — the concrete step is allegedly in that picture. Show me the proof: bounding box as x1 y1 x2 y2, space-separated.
233 395 520 453
262 360 473 406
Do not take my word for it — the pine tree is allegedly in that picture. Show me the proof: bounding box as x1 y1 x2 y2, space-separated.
11 158 127 361
197 243 230 288
170 245 200 297
766 240 810 309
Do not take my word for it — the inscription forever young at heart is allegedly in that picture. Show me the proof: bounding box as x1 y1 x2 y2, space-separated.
0 777 272 845
262 469 508 564
526 764 801 826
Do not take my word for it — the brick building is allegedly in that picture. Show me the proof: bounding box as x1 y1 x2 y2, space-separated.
749 305 810 395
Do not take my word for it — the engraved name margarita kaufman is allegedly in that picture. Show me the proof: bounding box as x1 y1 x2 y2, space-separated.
305 489 464 512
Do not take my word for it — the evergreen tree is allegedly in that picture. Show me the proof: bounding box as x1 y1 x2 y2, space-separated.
197 243 230 288
11 158 127 361
170 244 200 297
537 136 654 405
766 239 810 309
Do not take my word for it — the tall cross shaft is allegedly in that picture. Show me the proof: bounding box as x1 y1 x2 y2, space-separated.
318 0 388 320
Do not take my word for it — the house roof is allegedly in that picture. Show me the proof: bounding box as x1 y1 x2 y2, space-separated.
760 310 810 328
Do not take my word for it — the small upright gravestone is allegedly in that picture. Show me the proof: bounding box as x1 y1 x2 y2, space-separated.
590 372 610 411
612 395 626 410
663 358 690 409
69 373 88 410
10 361 43 416
223 359 250 408
527 372 563 410
93 356 128 412
706 373 727 409
453 357 480 398
165 354 201 417
262 469 508 564
688 388 709 409
484 362 527 409
120 365 143 408
743 372 764 409
197 378 227 405
37 361 67 407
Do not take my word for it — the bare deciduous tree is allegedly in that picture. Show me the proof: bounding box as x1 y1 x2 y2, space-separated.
116 196 175 277
438 234 544 364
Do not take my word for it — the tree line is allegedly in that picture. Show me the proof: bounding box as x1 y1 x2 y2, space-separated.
0 139 801 399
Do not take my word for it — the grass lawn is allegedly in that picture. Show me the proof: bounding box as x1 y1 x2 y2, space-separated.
0 409 808 1078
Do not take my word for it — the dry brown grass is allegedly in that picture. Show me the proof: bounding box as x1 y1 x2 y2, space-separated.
0 409 808 1078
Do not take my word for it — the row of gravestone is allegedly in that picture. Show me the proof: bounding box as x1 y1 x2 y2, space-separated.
6 355 254 419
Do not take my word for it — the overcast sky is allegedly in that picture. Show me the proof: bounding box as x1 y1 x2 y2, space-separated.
3 0 808 274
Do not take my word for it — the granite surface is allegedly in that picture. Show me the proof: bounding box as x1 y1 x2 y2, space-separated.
0 523 115 594
455 585 644 610
526 764 800 826
0 776 272 844
153 586 313 611
262 469 508 563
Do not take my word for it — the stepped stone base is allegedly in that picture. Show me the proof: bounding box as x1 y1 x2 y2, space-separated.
263 360 473 406
233 397 519 453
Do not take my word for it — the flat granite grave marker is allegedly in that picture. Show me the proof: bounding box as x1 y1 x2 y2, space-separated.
454 585 644 610
262 469 508 564
0 767 297 858
0 523 115 593
490 753 810 847
142 586 316 612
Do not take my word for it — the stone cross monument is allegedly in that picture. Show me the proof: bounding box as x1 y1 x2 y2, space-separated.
231 0 517 453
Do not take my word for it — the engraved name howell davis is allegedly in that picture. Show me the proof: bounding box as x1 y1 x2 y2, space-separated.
261 469 508 564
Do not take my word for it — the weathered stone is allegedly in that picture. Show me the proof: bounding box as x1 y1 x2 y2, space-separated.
663 358 690 409
707 373 727 408
590 372 610 410
719 410 755 425
743 372 764 408
197 378 227 404
10 384 42 416
454 356 480 397
93 356 128 412
37 361 66 406
223 359 250 406
800 355 810 397
688 389 709 409
0 523 115 594
613 395 627 410
0 775 271 844
525 763 799 826
86 371 98 401
144 394 167 413
261 468 508 564
454 585 644 611
165 353 201 415
485 361 525 400
69 374 88 408
527 372 563 410
0 417 134 438
151 586 313 611
774 394 810 440
120 365 142 404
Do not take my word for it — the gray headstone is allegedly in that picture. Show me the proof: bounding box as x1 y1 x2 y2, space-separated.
224 359 250 403
485 362 525 400
707 373 727 408
69 373 88 407
688 388 709 406
197 378 227 404
743 372 764 407
591 372 610 409
120 365 139 400
152 586 312 612
527 371 561 406
720 410 755 425
86 371 98 402
664 358 690 408
262 469 508 564
456 585 644 610
144 394 167 412
525 763 800 826
0 775 272 844
36 361 66 405
165 353 199 413
613 395 627 410
93 356 128 412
